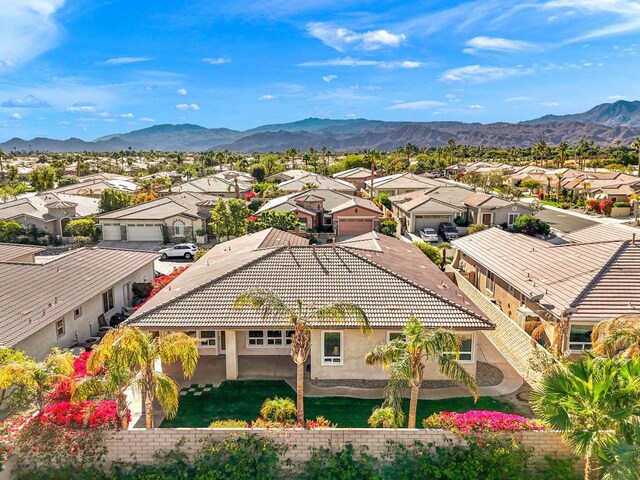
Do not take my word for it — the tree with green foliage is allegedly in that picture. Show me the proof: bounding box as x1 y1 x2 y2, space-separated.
64 217 96 237
257 210 300 232
209 198 251 241
57 176 79 187
0 219 24 242
98 188 133 212
521 178 541 193
0 346 35 411
532 356 640 480
251 164 266 183
467 223 487 235
234 289 371 423
260 397 297 422
376 192 391 210
30 165 57 191
365 317 478 428
512 214 550 236
413 241 441 265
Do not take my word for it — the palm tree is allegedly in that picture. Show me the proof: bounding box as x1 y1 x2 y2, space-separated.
365 317 478 428
524 318 564 358
437 241 451 271
632 138 640 178
72 360 135 429
555 172 564 202
532 356 640 480
0 348 74 412
557 141 569 169
591 315 640 358
233 289 371 423
90 326 199 428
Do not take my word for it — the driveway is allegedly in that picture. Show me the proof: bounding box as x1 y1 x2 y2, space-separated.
535 208 597 234
98 240 163 252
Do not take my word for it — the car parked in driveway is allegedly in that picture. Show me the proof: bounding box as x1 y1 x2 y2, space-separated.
438 222 460 241
419 227 439 242
159 243 197 260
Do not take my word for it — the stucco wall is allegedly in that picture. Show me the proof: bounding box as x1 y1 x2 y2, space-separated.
15 262 155 360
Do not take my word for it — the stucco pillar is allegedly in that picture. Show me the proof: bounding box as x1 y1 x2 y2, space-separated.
225 330 238 380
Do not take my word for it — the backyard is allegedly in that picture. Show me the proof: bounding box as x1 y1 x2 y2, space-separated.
160 380 516 428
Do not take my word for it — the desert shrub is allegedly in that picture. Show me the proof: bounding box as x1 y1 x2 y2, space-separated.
194 434 287 480
14 465 107 480
467 223 487 235
368 406 404 428
376 193 391 210
209 419 249 428
260 397 296 422
511 215 550 236
587 198 602 212
301 443 379 480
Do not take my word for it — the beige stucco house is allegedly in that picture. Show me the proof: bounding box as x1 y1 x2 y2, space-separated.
1 248 157 359
127 229 495 383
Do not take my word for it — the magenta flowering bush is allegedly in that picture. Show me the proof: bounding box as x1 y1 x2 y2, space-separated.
423 410 545 434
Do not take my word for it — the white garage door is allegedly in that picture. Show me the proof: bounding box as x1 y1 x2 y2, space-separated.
414 215 452 232
102 224 121 241
126 224 164 241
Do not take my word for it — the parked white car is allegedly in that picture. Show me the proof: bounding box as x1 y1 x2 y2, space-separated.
419 227 439 243
159 243 197 260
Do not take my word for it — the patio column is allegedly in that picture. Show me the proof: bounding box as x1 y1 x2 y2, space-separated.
225 330 238 380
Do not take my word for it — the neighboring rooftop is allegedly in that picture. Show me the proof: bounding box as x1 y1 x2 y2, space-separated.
128 230 491 331
372 173 444 191
0 243 45 262
96 192 220 220
564 223 640 244
0 248 158 347
276 173 357 193
0 193 99 221
169 175 252 195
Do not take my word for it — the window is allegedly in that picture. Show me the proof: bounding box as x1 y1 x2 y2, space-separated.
387 331 404 342
74 307 82 319
508 213 521 226
569 325 592 352
199 331 217 347
323 215 333 226
55 318 65 338
174 220 185 236
322 331 343 365
443 333 474 363
485 271 495 294
298 217 307 231
102 288 114 313
247 330 294 347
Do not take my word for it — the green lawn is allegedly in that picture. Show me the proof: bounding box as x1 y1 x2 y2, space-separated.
161 380 516 428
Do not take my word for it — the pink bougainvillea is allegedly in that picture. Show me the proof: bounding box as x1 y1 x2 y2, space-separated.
134 266 188 311
423 410 545 434
41 400 122 429
244 191 256 201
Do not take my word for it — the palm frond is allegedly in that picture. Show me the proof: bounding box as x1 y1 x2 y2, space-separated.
153 371 180 420
314 302 371 335
158 332 199 378
438 354 478 400
364 340 405 368
233 289 293 322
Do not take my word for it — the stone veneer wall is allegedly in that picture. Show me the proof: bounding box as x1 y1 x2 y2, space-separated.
100 428 581 471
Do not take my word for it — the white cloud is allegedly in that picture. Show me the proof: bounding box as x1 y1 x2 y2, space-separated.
10 112 22 119
386 100 446 110
345 113 357 118
505 96 534 102
203 57 230 65
540 101 560 107
464 36 537 54
259 94 277 100
177 88 188 95
469 104 485 109
104 56 152 65
175 103 200 110
119 113 134 118
306 22 406 52
300 57 423 68
1 95 49 108
139 117 155 122
66 101 98 112
0 0 66 73
322 74 338 82
608 94 626 100
440 64 530 82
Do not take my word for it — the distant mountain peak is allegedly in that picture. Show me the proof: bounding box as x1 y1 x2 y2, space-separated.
523 99 640 127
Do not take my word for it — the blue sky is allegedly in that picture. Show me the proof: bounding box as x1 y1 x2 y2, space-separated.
1 0 640 141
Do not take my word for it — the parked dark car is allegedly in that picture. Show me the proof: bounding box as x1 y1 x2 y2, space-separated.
438 222 460 241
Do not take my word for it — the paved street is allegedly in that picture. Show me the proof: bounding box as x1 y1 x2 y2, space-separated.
534 208 598 234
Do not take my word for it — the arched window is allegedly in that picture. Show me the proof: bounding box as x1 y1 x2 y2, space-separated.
174 220 185 236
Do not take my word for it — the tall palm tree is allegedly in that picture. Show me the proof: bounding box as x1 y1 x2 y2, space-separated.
437 241 451 271
234 289 371 423
592 315 640 358
72 360 135 429
365 317 478 428
532 355 640 480
632 137 640 178
555 172 564 202
557 141 569 169
91 326 199 428
0 348 74 412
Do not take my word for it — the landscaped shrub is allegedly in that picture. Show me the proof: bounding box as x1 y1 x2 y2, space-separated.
111 448 193 480
379 219 396 237
599 199 613 216
454 216 468 227
536 456 580 480
134 266 188 310
422 410 545 434
301 443 379 480
511 215 550 236
466 223 487 235
209 419 249 428
14 464 108 480
413 241 441 264
260 397 296 422
587 198 602 212
614 201 631 208
194 434 288 480
368 406 403 428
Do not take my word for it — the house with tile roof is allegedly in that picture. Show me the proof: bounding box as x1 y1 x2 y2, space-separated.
332 167 377 190
1 247 157 359
0 243 45 263
256 189 381 237
372 173 444 197
96 192 220 243
127 229 495 382
275 173 357 194
166 174 252 198
452 227 640 353
0 192 99 238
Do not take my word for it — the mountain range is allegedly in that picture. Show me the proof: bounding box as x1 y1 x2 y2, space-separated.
3 100 640 153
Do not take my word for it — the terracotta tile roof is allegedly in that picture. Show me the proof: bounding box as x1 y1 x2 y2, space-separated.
0 243 45 262
462 192 511 209
0 248 157 347
390 187 470 213
257 189 358 215
564 223 640 244
128 230 492 331
373 173 444 191
0 193 99 221
328 197 381 215
96 192 219 221
452 227 626 317
169 175 252 195
277 173 357 193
